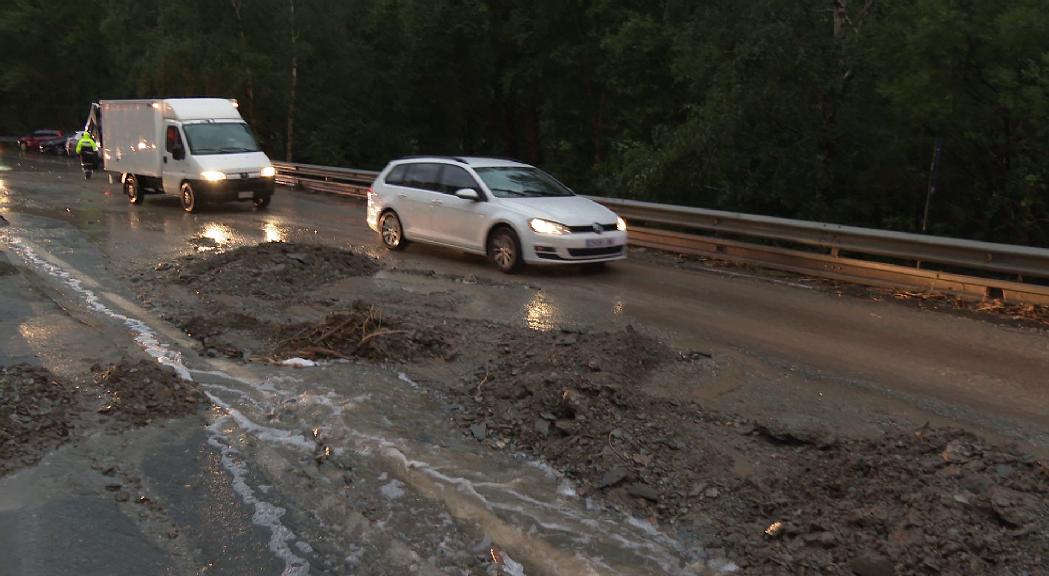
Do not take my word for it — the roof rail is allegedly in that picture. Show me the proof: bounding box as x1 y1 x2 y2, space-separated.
396 155 468 164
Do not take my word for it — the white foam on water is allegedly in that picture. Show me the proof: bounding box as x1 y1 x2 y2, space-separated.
5 236 312 576
397 372 419 388
281 358 318 368
208 419 310 576
500 551 527 576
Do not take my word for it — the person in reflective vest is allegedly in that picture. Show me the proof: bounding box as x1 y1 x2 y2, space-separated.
75 131 98 155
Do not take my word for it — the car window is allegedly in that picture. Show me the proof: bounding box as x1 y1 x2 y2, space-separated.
165 126 185 154
439 166 481 195
402 163 442 192
385 164 408 186
474 167 574 198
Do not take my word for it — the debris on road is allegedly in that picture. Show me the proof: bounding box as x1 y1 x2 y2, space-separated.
271 302 449 362
0 364 80 475
93 360 208 426
169 242 379 300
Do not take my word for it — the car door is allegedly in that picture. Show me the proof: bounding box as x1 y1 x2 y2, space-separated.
162 124 189 196
428 165 492 251
390 163 443 240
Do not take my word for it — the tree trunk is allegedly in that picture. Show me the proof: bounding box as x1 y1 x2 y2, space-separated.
286 0 298 162
833 0 847 38
229 0 256 123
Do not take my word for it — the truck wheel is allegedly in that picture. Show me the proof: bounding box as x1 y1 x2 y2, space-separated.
253 195 271 210
125 175 143 205
180 182 200 213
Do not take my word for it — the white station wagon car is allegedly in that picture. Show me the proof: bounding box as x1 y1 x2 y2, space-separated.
366 157 628 273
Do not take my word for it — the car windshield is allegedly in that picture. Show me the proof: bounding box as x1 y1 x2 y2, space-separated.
474 167 574 198
182 122 261 155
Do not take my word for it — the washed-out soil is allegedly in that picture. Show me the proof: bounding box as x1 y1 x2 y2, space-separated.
0 364 80 475
168 242 379 300
424 325 1049 575
139 241 1049 573
93 360 208 426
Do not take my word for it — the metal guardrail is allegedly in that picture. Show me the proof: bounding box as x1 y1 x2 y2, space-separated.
274 161 1049 304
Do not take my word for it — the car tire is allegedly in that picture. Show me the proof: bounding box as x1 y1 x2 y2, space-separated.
487 226 523 274
379 211 406 251
125 175 143 205
180 182 200 213
253 195 271 210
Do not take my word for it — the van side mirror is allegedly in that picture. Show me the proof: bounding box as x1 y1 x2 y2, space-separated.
455 188 480 201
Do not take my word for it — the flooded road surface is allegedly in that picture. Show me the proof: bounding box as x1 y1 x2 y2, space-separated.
2 149 1049 574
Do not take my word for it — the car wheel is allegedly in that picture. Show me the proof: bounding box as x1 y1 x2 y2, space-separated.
125 175 143 205
253 195 271 210
379 211 406 250
487 226 523 274
180 182 200 213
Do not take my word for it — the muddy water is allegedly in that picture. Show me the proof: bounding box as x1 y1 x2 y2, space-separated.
2 212 728 575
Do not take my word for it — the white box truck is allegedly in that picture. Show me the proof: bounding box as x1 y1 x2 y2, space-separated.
88 98 275 212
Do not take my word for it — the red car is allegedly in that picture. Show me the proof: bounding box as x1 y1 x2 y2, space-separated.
17 129 64 152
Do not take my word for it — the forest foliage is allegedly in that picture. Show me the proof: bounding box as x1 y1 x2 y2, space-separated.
2 0 1047 245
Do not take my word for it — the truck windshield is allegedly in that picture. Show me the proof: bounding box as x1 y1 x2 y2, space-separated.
182 123 261 155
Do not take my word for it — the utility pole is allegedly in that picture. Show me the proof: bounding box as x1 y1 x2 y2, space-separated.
286 0 298 162
922 138 943 233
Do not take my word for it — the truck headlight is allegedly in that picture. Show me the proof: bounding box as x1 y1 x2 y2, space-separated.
200 171 226 181
529 218 570 235
260 166 276 178
617 217 627 231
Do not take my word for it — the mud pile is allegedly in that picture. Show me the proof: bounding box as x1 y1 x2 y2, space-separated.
272 302 451 362
436 326 1049 574
172 242 379 299
726 428 1049 574
94 361 208 426
0 364 80 475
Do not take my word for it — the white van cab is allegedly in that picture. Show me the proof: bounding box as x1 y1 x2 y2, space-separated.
91 98 275 213
367 156 628 273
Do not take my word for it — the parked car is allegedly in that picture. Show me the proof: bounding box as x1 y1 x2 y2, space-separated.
367 156 628 273
65 131 86 156
17 129 63 151
39 136 68 155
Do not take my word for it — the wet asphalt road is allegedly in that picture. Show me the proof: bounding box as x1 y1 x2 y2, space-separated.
1 148 1048 574
2 149 1046 446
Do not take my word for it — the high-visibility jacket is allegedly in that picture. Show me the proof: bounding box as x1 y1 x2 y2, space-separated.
76 132 98 154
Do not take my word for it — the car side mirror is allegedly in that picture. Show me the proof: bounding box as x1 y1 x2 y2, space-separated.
172 147 185 161
455 188 480 201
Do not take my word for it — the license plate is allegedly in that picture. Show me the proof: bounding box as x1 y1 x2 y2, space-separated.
586 238 615 248
238 191 255 199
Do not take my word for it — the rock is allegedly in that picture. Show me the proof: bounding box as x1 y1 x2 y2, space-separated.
586 359 601 372
993 464 1014 478
989 487 1035 527
849 553 896 576
285 253 309 265
597 467 628 489
470 423 487 441
704 486 720 499
104 483 123 492
802 531 837 548
154 262 173 272
114 491 130 502
942 439 974 463
534 419 550 438
626 483 660 503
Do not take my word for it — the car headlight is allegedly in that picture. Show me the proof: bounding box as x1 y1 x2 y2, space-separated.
617 216 627 232
529 218 570 235
260 166 276 178
200 171 226 182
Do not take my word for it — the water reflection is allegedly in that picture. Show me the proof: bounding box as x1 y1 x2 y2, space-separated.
201 223 234 246
263 221 288 243
525 292 559 332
